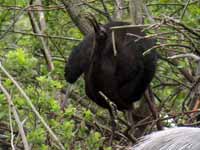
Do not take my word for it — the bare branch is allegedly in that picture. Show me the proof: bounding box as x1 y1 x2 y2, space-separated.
35 0 46 33
0 80 29 150
168 53 200 61
180 0 191 20
0 29 81 41
60 0 92 35
9 106 15 150
0 6 28 40
100 0 112 21
143 44 194 56
81 0 112 21
28 4 54 71
111 31 117 56
110 24 153 30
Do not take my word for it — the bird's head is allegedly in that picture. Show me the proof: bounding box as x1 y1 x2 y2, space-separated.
86 14 107 42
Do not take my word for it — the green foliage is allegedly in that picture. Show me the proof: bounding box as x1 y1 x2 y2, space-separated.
64 104 76 118
0 0 199 149
86 131 104 150
36 75 63 90
28 128 46 145
62 120 75 141
5 48 37 70
104 147 112 150
83 109 93 122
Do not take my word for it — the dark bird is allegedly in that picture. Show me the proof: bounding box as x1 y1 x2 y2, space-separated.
65 18 157 143
65 19 157 111
132 127 200 150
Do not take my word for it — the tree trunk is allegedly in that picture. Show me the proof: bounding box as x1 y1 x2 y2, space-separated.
114 0 126 20
129 0 144 24
61 0 93 35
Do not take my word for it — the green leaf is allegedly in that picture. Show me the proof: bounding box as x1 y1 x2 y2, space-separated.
28 128 46 145
62 120 75 140
49 98 60 112
64 104 76 118
83 109 93 122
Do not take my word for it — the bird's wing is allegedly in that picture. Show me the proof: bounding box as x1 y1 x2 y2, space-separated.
65 34 93 83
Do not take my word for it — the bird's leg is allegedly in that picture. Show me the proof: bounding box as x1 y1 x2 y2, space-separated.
99 91 118 146
123 108 138 144
126 108 134 127
109 107 117 146
126 109 134 137
145 88 162 130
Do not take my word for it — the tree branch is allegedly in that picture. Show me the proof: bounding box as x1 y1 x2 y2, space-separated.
0 80 29 150
60 0 92 35
28 2 54 71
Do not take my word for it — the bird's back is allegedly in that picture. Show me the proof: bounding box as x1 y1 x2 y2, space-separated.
84 22 157 110
65 21 157 110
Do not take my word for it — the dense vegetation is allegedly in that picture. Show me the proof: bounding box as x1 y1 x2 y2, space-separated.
0 0 200 149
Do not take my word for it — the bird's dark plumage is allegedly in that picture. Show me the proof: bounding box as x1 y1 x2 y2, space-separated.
65 20 157 111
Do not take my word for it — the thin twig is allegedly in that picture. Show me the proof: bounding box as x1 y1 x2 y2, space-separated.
180 0 191 20
100 0 112 21
82 1 110 20
143 44 194 56
112 31 117 56
161 17 200 38
0 80 29 150
9 105 15 150
0 5 28 40
110 24 152 30
0 4 65 11
28 4 54 71
0 29 81 41
168 53 200 61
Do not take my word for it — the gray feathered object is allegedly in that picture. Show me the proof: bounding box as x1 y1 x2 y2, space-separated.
132 127 200 150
